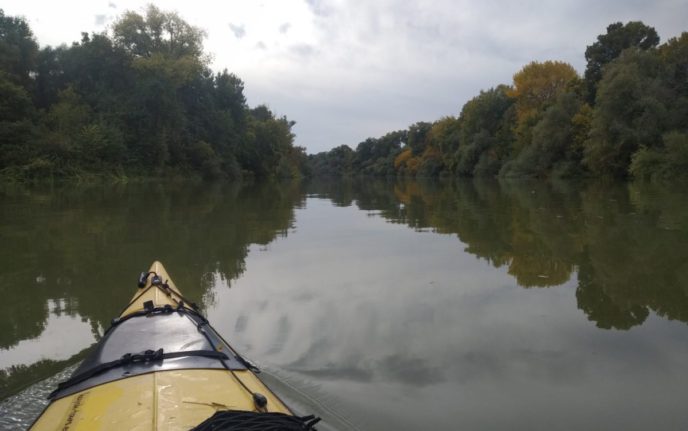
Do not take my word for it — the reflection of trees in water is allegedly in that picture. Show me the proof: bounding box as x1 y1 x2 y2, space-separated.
3 177 687 394
577 183 688 329
0 181 303 352
307 178 688 331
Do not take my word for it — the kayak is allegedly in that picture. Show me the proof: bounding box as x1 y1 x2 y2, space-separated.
29 261 319 430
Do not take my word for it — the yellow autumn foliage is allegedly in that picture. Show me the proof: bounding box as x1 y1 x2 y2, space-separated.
394 148 413 169
507 60 578 123
406 157 421 174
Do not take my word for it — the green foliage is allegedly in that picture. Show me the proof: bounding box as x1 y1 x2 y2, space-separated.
0 73 36 171
0 9 38 88
187 141 222 179
659 33 688 130
354 130 405 176
502 92 585 177
583 49 669 176
0 8 301 181
584 21 659 102
428 116 461 165
309 145 355 177
36 87 125 174
507 61 579 157
112 5 206 60
630 131 688 180
239 105 297 178
407 122 431 155
456 86 514 176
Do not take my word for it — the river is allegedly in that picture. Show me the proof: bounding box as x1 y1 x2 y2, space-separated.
1 178 687 430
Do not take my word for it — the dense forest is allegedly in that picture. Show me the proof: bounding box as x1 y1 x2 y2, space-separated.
0 6 308 181
309 22 688 180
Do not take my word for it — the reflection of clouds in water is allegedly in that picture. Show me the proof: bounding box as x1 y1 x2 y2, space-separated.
265 315 291 355
210 199 593 391
0 306 95 369
234 314 248 333
203 183 688 430
289 365 374 383
377 355 444 386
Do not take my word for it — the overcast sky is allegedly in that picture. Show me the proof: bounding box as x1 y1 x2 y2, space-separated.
4 0 687 153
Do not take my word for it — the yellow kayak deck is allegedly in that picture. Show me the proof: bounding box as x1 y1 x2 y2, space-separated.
30 261 291 431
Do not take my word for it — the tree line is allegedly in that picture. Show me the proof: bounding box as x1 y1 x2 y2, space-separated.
309 22 688 180
0 6 308 181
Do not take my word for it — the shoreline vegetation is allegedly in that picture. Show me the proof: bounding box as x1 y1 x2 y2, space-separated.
1 7 686 183
0 6 308 183
310 22 688 181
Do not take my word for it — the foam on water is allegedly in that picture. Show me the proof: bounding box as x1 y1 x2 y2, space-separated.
0 365 78 430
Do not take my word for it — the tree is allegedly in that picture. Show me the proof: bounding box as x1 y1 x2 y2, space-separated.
112 5 206 60
39 87 125 172
456 86 514 176
239 106 296 177
584 21 659 102
508 61 579 125
0 7 309 180
0 74 36 169
309 145 355 177
583 49 669 176
502 91 585 177
354 130 405 176
407 122 431 155
427 116 460 171
630 131 688 180
658 33 688 130
0 9 38 88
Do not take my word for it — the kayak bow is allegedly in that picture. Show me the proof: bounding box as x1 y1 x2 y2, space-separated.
30 261 317 430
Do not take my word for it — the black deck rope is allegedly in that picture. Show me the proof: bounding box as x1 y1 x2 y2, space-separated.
119 275 199 318
191 411 321 431
107 302 208 334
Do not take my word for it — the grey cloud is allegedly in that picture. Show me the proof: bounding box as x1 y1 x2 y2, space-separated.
279 22 291 34
288 365 374 382
94 14 107 26
228 23 246 39
108 2 117 8
237 0 686 154
304 0 332 17
255 41 267 50
289 44 317 59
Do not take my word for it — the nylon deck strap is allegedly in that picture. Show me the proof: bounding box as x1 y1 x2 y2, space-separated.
49 349 229 399
108 302 208 331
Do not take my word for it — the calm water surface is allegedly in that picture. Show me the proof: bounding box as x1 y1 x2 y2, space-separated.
1 179 688 430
